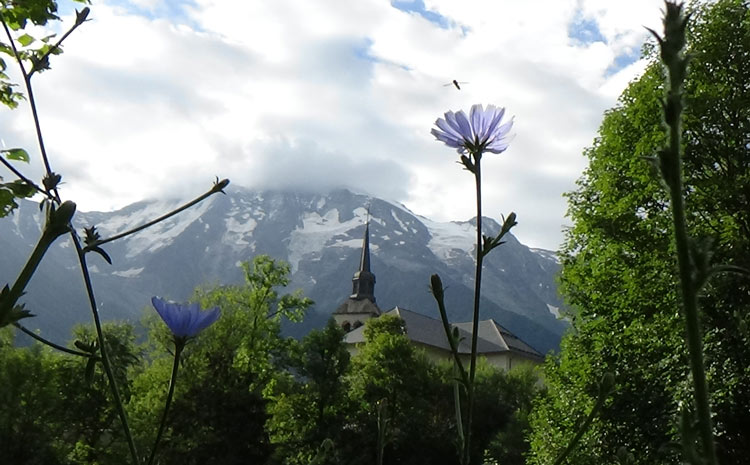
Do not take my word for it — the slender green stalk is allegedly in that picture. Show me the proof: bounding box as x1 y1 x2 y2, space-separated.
665 93 717 465
431 274 469 387
1 228 57 313
0 14 58 200
27 8 89 79
71 232 140 464
147 342 184 465
84 178 229 251
453 361 465 447
654 3 717 463
462 155 484 465
13 323 93 357
0 157 51 198
0 201 75 322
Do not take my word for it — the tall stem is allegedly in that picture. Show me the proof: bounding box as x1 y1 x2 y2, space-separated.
656 3 717 462
71 233 140 464
664 92 718 465
462 156 484 465
147 343 184 465
0 15 59 201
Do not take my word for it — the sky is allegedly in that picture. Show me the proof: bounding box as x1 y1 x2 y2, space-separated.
1 0 666 250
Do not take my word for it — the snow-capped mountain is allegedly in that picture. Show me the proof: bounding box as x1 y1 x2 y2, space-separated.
0 187 567 354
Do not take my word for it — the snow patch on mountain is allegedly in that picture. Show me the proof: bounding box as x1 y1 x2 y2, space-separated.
532 248 560 263
113 267 144 278
287 207 368 272
95 197 216 258
423 219 475 260
223 216 258 247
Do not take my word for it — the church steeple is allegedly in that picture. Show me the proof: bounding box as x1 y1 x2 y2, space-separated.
350 222 376 302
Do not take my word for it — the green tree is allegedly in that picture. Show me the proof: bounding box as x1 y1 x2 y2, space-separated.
128 255 312 465
267 318 352 465
53 323 141 465
479 364 542 465
0 322 141 465
344 315 457 465
528 1 750 464
0 328 62 465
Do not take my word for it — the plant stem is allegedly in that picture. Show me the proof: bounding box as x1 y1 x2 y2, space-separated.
0 157 51 198
71 232 140 464
85 179 229 250
0 201 74 318
462 156 484 465
1 229 56 314
13 323 93 357
147 342 184 465
657 3 717 462
0 14 58 200
665 79 718 465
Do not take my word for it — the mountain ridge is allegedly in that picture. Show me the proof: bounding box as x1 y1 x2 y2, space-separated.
0 187 567 353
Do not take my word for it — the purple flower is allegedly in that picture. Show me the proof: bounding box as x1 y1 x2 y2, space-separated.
151 296 220 339
431 104 514 156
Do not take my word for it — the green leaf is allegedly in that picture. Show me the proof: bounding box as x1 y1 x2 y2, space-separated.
0 187 20 217
7 180 35 198
2 148 30 162
17 34 35 47
0 303 34 328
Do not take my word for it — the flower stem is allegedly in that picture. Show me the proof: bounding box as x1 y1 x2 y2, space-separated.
71 232 140 464
462 155 484 465
13 323 93 357
84 179 229 251
0 157 51 199
0 202 75 324
0 14 59 201
147 342 184 465
655 3 717 463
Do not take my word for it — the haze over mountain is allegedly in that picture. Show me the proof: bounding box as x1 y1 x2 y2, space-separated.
0 187 567 354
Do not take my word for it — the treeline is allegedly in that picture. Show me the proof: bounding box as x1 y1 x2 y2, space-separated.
0 255 540 465
527 1 750 464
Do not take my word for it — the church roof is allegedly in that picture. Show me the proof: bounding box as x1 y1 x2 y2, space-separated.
344 307 542 359
334 297 381 316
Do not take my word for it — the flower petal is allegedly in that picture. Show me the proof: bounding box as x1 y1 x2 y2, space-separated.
470 104 484 140
431 128 462 148
151 296 221 339
453 110 473 142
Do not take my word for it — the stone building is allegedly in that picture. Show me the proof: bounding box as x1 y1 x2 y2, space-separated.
332 223 543 369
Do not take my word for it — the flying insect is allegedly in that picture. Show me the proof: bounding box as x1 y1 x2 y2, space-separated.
443 79 468 90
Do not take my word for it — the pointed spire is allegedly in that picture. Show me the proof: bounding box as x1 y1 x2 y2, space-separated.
359 223 371 273
351 218 376 302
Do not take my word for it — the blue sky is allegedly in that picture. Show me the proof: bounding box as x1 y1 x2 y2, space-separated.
1 0 664 250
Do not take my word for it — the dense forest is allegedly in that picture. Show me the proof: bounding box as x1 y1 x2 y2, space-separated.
2 0 749 464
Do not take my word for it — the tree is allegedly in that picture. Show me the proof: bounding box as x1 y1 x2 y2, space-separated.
267 319 352 465
0 328 62 465
344 315 458 465
479 364 542 465
128 255 312 465
0 322 140 465
528 1 750 464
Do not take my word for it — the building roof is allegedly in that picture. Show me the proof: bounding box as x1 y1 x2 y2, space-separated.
334 297 381 316
344 307 542 359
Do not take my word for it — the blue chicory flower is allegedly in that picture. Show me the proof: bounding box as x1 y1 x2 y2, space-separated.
151 296 220 339
431 104 514 156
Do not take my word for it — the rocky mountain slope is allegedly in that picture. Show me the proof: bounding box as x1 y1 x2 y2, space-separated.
0 187 567 353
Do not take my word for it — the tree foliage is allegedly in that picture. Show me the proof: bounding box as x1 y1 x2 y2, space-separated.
128 255 311 465
528 1 750 464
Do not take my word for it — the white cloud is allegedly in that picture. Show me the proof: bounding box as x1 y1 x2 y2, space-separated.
0 0 664 249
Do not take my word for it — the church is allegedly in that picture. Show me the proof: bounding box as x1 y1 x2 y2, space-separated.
332 223 544 370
